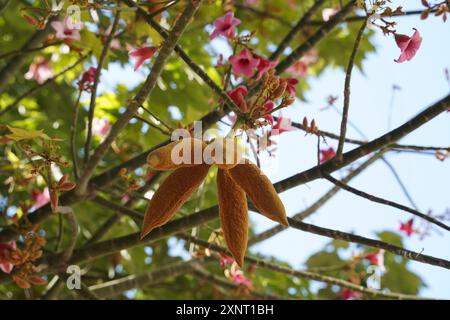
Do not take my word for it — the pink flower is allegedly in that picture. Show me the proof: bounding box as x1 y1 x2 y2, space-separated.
263 100 275 125
257 132 277 152
210 12 241 40
13 274 47 289
227 114 238 125
244 0 258 5
78 67 97 91
286 78 299 97
24 58 53 84
302 49 319 65
264 100 275 112
31 188 50 209
254 55 278 80
51 16 82 41
287 61 308 78
129 46 158 71
320 147 336 164
227 85 248 112
264 115 274 125
229 49 260 78
287 49 318 78
338 288 362 300
0 241 16 274
110 39 121 50
364 249 386 272
121 194 131 204
322 8 339 22
399 218 415 236
92 117 111 137
102 25 121 50
272 116 296 135
394 28 422 63
232 272 252 287
219 254 234 268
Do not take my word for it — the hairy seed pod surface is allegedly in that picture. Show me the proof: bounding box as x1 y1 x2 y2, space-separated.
141 164 210 238
229 160 288 226
217 169 248 267
146 138 205 170
204 138 244 170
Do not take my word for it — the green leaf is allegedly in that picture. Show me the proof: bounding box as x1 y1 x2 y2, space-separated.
377 231 403 247
6 125 50 141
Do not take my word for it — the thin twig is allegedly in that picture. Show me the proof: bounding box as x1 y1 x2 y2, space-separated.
0 41 63 60
249 150 386 245
70 91 82 181
192 266 287 300
93 195 144 221
330 102 421 211
275 1 356 74
235 3 292 27
87 259 201 299
287 218 450 269
0 19 55 93
270 0 327 60
58 201 450 271
55 212 64 252
76 0 203 195
139 105 173 132
147 0 178 19
85 214 120 245
84 11 121 165
0 54 88 117
1 94 449 244
133 115 171 136
322 173 450 232
336 18 367 160
287 118 450 153
236 4 432 27
122 0 249 120
382 159 420 210
56 206 79 263
180 235 431 300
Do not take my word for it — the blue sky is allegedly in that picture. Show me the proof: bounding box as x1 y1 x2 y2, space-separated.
97 2 450 298
249 4 450 298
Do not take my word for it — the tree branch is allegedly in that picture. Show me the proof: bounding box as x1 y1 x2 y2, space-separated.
84 11 121 165
76 0 204 195
323 173 450 232
53 197 450 271
1 94 448 244
121 0 248 119
270 0 327 60
88 259 201 299
287 118 450 153
181 234 430 300
0 17 56 93
336 18 367 159
275 1 356 74
191 266 286 300
249 150 386 245
287 218 450 269
274 94 450 195
70 91 83 181
93 195 144 222
0 53 88 117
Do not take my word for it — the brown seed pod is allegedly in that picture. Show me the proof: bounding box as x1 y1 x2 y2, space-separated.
217 169 248 267
272 78 287 99
146 138 205 171
229 160 288 226
204 138 244 170
141 164 210 238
